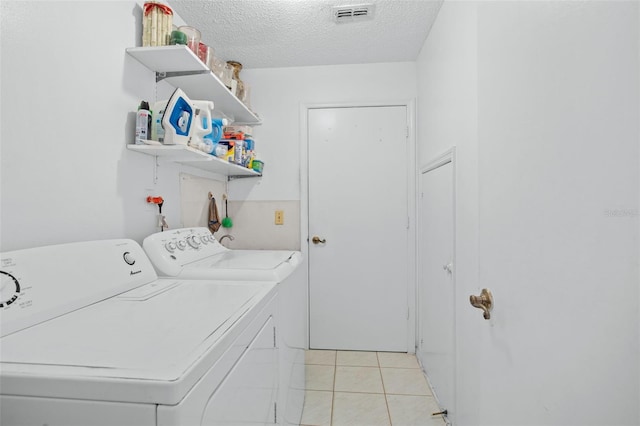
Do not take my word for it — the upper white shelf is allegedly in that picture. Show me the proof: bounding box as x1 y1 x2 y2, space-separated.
126 45 261 125
127 144 261 178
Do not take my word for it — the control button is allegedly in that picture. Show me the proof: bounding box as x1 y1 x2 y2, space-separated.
177 240 187 250
187 235 201 249
201 235 209 244
165 242 177 253
123 252 136 265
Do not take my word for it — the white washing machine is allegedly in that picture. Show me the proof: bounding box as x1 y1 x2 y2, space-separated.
142 227 306 426
0 239 279 426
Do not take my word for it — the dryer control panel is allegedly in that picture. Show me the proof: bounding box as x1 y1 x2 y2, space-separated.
0 240 157 337
143 227 228 277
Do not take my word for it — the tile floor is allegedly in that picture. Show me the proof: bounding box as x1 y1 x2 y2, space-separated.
301 350 447 426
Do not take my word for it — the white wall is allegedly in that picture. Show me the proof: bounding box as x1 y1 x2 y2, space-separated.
1 1 155 250
226 63 416 249
417 1 639 425
232 62 417 201
416 3 479 423
0 1 215 251
0 1 417 255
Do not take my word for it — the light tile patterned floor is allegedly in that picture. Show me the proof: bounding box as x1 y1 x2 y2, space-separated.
301 350 447 426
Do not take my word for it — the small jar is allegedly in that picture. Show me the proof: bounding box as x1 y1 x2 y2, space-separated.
211 57 225 79
222 63 234 90
241 82 251 108
178 26 201 56
197 42 211 64
226 61 245 100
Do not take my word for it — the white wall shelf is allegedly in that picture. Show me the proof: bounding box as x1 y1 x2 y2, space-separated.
126 45 261 125
127 144 262 179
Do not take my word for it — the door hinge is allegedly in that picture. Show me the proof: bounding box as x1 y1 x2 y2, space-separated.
273 326 277 348
274 402 277 423
406 126 409 138
407 307 410 320
407 216 410 229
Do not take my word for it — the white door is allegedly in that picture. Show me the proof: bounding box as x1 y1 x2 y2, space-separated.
418 157 455 418
308 106 409 351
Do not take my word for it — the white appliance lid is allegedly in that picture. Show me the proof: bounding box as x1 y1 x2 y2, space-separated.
1 278 274 381
188 250 296 270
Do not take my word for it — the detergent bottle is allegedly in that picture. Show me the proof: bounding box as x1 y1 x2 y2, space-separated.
204 118 228 145
191 100 214 149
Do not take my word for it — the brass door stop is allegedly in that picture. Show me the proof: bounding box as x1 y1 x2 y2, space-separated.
470 288 493 320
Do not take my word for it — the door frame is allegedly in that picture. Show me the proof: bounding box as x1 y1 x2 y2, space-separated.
417 147 457 420
300 100 417 352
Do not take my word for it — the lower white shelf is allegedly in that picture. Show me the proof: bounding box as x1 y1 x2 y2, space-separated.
127 144 262 178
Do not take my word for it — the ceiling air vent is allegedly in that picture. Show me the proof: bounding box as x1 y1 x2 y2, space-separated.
332 4 375 23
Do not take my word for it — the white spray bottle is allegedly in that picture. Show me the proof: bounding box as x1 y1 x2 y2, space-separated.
135 101 151 144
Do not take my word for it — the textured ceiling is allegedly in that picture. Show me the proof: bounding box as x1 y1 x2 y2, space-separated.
167 0 443 69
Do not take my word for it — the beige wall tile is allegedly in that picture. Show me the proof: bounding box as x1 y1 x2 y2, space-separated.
224 200 300 250
179 173 226 229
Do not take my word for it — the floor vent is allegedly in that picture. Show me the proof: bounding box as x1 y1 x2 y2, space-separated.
332 4 375 23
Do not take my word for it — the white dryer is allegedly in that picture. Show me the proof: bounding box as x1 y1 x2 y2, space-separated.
0 239 279 426
143 227 306 425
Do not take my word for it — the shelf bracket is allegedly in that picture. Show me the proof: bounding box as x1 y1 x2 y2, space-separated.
155 70 210 83
228 174 262 182
153 155 159 184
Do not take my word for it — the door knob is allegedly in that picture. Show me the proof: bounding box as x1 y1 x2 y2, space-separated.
470 289 493 320
312 236 326 244
442 263 453 274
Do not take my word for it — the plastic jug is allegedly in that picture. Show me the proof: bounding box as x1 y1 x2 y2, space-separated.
191 100 214 147
204 118 228 144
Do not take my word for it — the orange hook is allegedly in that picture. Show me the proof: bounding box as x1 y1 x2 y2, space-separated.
146 196 164 205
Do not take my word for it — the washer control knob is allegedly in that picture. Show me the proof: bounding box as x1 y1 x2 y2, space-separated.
165 242 177 253
123 252 136 265
187 235 201 248
177 240 187 250
0 271 20 308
